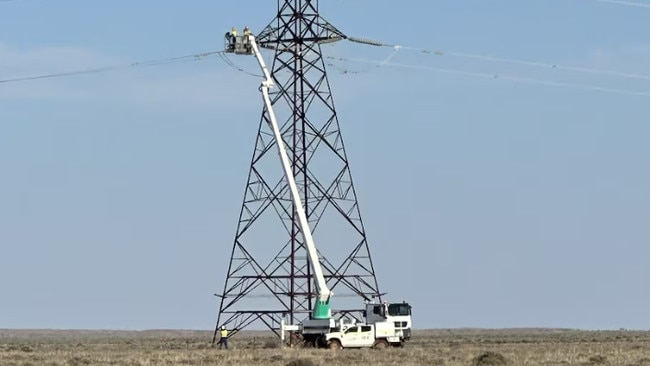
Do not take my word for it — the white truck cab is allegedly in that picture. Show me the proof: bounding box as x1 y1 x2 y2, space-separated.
365 301 413 340
325 322 403 349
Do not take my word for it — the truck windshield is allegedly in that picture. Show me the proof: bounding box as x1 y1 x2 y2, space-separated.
388 303 411 316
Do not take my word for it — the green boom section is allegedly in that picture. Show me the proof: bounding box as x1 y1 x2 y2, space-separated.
312 299 331 319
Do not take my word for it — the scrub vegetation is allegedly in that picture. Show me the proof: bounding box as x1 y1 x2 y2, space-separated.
1 328 649 366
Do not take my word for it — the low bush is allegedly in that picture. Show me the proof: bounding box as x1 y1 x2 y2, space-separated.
474 351 507 366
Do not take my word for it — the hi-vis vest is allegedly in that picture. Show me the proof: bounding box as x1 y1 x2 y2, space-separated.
220 329 228 338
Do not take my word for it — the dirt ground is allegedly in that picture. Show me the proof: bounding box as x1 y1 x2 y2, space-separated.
1 328 649 365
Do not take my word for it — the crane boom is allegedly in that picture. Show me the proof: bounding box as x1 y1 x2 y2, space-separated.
245 34 332 319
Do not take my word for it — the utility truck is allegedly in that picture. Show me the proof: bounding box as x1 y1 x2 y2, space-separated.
325 322 404 349
223 28 413 348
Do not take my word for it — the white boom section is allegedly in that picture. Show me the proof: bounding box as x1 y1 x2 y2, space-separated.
247 35 332 304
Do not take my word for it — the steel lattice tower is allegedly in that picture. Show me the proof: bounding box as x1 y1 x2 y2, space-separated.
213 0 381 341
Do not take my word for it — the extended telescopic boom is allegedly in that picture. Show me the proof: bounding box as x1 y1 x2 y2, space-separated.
244 33 333 319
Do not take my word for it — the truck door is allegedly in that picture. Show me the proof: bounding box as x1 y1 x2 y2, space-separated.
359 325 374 347
342 326 361 347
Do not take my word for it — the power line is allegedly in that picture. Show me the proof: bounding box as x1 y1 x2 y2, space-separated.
3 37 648 100
594 0 650 9
437 51 650 82
218 52 262 77
346 36 650 82
329 55 650 98
0 50 224 84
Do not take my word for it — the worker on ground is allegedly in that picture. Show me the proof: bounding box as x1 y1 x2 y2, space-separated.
218 325 229 349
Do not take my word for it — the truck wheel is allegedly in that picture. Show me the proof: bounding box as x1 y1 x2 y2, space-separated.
373 339 389 349
327 339 342 350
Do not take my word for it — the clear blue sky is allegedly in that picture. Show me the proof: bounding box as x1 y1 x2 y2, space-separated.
1 0 649 331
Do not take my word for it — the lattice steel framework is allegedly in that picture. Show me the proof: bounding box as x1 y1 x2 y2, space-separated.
213 0 381 341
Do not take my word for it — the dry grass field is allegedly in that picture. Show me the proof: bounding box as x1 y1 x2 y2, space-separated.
1 328 649 366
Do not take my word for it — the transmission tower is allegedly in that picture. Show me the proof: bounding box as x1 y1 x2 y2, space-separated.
213 0 381 341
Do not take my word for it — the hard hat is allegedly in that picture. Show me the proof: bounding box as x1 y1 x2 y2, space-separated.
221 325 226 330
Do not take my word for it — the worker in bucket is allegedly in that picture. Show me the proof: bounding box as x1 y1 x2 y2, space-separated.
218 325 229 349
224 27 238 51
229 27 238 47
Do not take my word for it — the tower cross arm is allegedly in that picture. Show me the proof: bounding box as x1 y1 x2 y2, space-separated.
256 15 346 46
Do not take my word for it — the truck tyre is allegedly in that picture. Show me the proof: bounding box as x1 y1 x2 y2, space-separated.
327 339 342 350
373 339 389 349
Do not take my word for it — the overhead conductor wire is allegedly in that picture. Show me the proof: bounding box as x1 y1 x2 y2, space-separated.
594 0 650 9
341 36 650 98
0 50 228 84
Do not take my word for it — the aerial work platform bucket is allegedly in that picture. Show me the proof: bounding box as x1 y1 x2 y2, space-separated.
224 27 254 55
